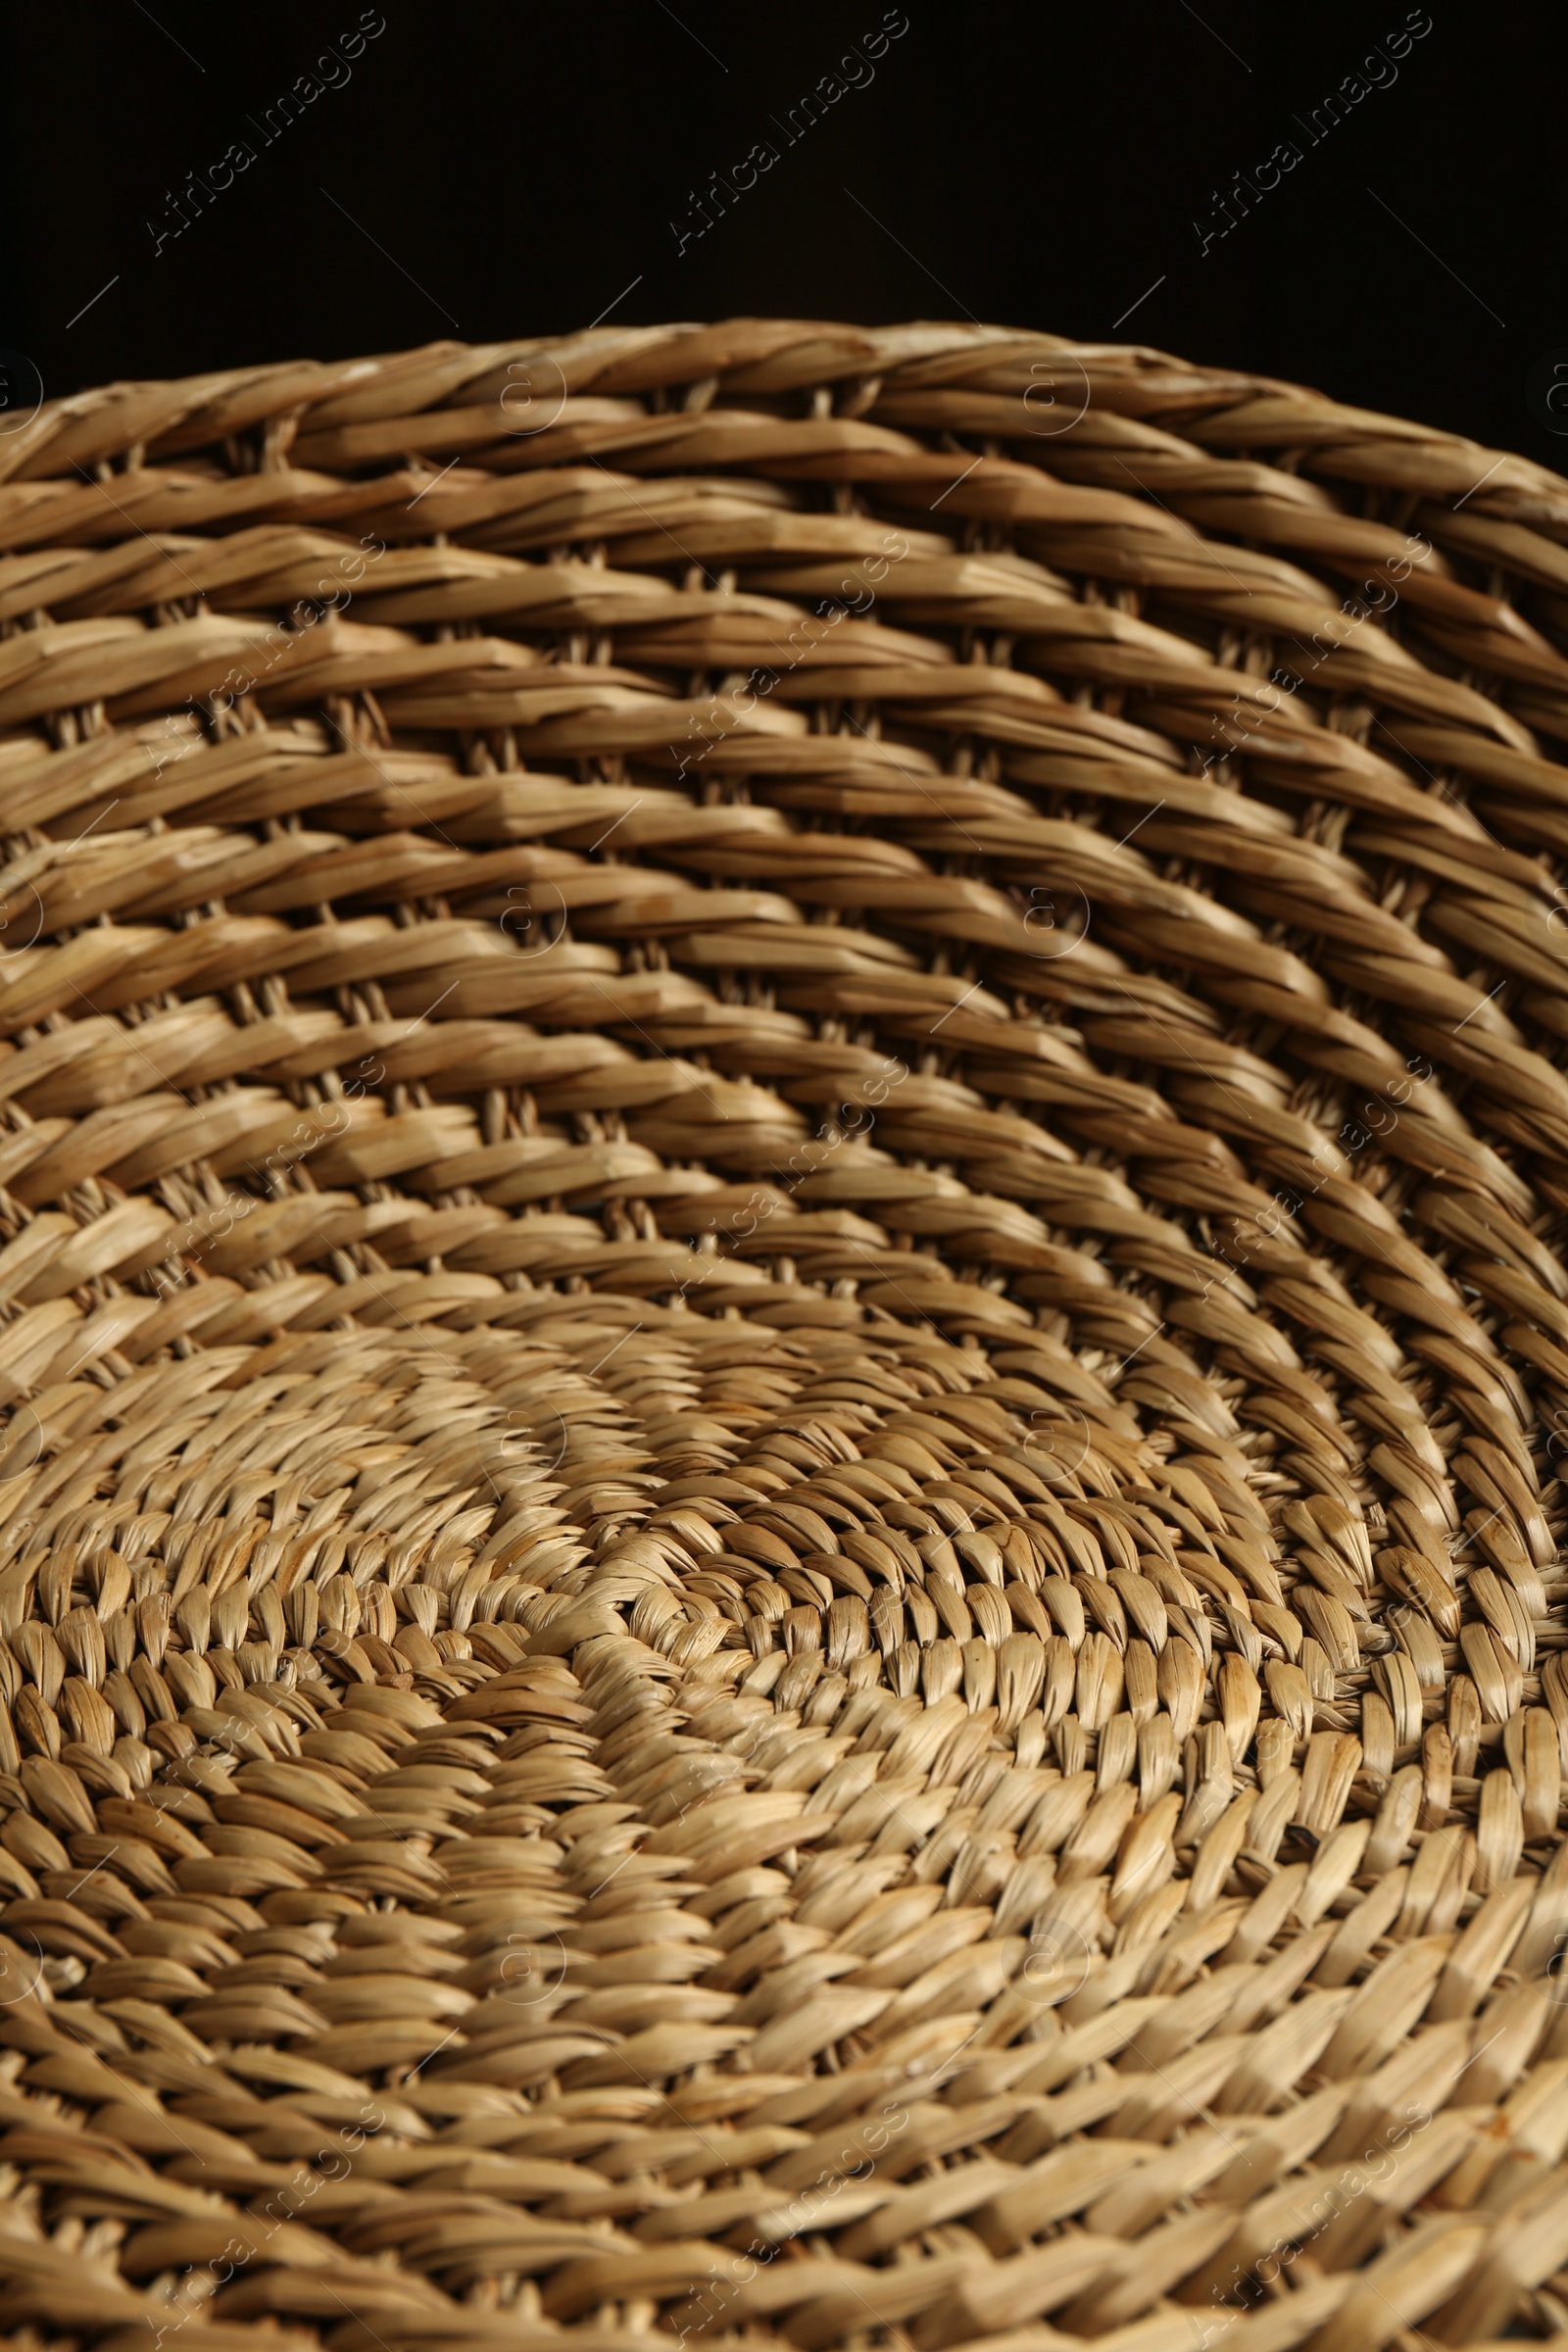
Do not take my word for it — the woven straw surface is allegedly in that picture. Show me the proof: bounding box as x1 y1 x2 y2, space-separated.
0 318 1565 2352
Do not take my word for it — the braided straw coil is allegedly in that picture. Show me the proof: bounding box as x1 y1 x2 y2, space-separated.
0 317 1566 2352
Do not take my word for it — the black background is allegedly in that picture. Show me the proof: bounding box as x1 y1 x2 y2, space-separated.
1 0 1561 462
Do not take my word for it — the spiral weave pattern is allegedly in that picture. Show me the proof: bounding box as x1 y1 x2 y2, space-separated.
0 319 1564 2352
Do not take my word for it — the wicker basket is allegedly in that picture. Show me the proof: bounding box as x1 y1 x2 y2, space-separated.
0 317 1565 2352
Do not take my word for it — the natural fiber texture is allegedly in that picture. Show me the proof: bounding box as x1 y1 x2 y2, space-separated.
0 318 1565 2352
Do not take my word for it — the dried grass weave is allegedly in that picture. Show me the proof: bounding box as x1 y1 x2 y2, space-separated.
0 318 1562 2352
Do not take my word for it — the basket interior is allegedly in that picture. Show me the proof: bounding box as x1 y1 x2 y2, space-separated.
0 319 1563 2352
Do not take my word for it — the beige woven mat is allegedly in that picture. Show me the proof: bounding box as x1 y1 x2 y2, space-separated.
0 319 1561 2352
